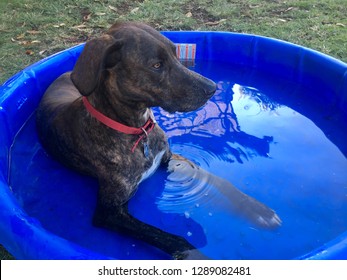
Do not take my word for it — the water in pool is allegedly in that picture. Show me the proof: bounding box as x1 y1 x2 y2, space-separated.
9 60 347 259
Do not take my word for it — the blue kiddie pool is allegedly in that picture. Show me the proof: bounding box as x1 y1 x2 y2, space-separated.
1 31 347 260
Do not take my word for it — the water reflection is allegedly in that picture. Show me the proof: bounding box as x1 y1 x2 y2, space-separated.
154 80 276 164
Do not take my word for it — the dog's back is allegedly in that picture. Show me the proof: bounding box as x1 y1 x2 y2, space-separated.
36 72 96 174
37 72 79 122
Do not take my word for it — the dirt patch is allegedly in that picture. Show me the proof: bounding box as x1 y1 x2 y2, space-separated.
183 1 220 24
112 0 144 15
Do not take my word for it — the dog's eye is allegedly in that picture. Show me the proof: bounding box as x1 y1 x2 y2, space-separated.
152 62 162 70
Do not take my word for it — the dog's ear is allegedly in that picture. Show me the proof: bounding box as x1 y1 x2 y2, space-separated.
71 35 123 96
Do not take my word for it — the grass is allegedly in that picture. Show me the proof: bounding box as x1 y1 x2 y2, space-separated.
0 0 346 259
1 0 346 84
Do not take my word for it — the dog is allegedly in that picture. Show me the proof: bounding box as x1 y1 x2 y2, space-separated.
36 22 281 259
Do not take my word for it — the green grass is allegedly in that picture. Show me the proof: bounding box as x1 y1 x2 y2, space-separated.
0 0 346 259
1 0 346 84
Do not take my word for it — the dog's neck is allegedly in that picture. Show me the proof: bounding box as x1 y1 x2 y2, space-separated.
84 94 150 129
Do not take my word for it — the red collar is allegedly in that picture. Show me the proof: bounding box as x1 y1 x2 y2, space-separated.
82 96 156 153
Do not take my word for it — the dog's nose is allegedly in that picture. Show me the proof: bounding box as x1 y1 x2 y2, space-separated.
204 79 217 97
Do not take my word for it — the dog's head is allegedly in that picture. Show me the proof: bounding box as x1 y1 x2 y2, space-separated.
71 22 216 113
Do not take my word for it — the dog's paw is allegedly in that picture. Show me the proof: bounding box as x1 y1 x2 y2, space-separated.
173 249 210 260
256 211 282 229
252 207 281 229
239 196 282 229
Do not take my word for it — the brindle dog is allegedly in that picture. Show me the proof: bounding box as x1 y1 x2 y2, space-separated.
36 22 281 259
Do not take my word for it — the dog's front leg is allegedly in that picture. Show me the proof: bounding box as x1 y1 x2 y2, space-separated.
167 154 281 229
92 194 208 259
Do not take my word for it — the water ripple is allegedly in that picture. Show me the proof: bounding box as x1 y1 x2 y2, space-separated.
156 154 227 214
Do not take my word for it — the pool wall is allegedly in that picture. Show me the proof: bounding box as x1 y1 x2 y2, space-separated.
0 31 347 259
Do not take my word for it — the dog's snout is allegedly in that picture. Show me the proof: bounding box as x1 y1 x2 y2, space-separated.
204 79 217 97
197 75 216 98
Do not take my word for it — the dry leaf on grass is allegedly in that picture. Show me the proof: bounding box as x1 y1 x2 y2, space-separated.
26 30 42 35
131 7 139 14
108 5 117 12
25 50 34 56
83 13 92 21
205 19 226 26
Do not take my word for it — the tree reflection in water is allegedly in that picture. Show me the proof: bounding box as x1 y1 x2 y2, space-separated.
155 80 280 164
